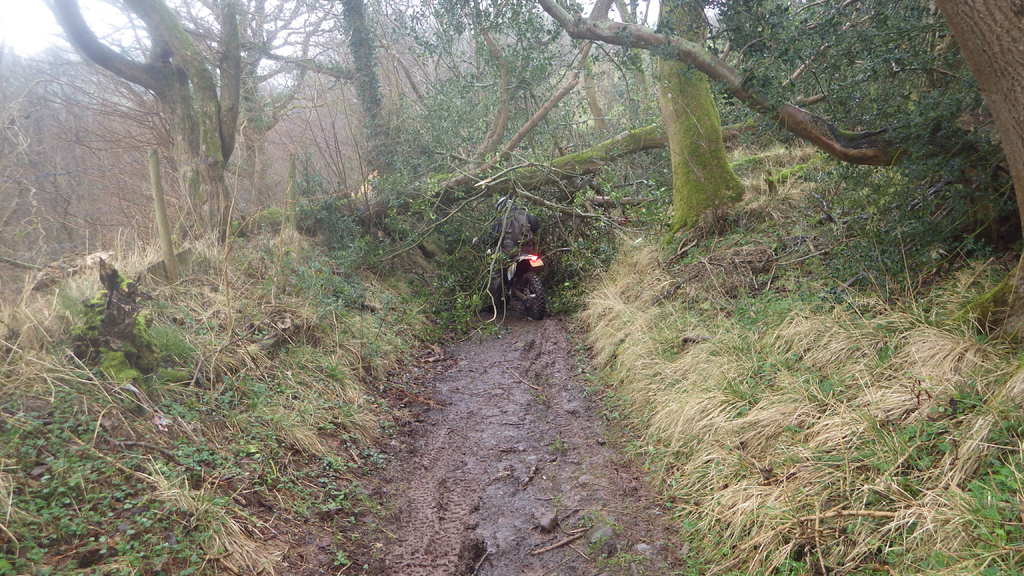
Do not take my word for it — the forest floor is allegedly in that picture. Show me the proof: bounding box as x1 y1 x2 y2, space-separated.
359 318 683 575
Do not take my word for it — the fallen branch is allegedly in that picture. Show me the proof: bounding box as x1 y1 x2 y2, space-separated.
113 440 180 463
516 188 607 219
0 255 41 270
463 124 667 195
588 195 652 206
509 368 541 390
382 187 491 260
529 532 585 555
797 509 899 522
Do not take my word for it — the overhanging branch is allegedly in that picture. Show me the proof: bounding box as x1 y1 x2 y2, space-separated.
469 123 667 194
537 0 896 166
50 0 163 92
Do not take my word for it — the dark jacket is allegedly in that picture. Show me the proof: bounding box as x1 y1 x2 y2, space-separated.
491 205 540 255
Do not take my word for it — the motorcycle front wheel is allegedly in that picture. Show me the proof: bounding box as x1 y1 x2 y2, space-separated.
519 271 546 320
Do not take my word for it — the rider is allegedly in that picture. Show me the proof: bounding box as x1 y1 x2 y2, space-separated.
486 196 540 308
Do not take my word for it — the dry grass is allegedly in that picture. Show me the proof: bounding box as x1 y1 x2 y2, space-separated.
145 466 279 574
0 229 427 573
583 237 1024 574
0 462 14 549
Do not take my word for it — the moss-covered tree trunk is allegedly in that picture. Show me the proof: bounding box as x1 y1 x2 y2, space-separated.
341 0 389 173
655 0 742 233
52 0 241 240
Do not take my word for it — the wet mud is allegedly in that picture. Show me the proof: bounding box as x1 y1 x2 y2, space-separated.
375 319 683 575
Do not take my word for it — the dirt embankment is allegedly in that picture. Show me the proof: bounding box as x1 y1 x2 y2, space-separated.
369 319 683 575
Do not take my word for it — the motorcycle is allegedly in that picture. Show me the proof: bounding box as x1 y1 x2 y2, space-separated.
497 252 547 320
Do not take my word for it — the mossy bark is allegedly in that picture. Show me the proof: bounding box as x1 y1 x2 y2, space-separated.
937 2 1024 337
468 124 667 194
960 262 1024 340
128 0 238 239
72 261 158 381
54 0 241 238
655 0 743 234
341 0 389 173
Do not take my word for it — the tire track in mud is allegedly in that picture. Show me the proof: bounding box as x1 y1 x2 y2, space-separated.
376 319 682 575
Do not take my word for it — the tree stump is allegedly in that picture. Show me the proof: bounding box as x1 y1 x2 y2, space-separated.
71 260 157 382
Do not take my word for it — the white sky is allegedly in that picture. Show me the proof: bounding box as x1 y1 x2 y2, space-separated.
0 0 664 57
0 1 62 54
0 0 129 56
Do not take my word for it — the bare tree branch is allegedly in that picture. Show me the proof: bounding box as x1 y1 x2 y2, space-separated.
49 0 162 93
474 29 511 162
537 0 896 166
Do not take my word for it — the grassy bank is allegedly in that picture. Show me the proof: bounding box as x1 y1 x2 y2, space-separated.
0 231 430 574
582 149 1024 575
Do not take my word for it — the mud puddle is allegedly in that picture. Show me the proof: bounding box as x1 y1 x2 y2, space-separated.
370 319 683 575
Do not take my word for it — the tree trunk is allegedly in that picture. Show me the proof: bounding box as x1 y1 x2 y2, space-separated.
285 154 298 230
655 0 743 232
936 1 1024 336
583 56 608 131
340 0 388 172
161 68 203 221
474 30 511 162
51 0 241 239
148 150 178 282
936 2 1024 231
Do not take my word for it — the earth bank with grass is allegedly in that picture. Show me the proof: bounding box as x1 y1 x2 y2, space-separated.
581 146 1024 575
1 231 434 574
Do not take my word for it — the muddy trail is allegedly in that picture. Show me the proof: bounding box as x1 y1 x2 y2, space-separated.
369 319 683 575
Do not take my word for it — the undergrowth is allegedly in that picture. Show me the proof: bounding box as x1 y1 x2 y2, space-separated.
582 146 1024 575
0 231 429 574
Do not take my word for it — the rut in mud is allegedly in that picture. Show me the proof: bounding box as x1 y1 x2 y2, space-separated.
375 319 683 575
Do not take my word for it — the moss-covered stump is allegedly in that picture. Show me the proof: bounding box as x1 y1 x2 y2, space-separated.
71 260 158 382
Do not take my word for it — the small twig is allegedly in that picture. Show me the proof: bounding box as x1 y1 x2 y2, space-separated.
668 238 698 263
529 532 585 555
509 369 541 391
114 440 180 463
473 549 490 574
473 163 531 188
777 248 829 266
393 387 443 408
0 254 42 270
798 509 898 522
383 187 491 260
567 543 590 560
0 521 19 549
514 188 607 220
